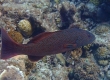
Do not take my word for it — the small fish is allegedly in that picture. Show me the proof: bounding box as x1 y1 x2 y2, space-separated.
0 28 95 61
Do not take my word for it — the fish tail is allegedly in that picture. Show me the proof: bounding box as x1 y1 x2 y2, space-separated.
1 28 21 59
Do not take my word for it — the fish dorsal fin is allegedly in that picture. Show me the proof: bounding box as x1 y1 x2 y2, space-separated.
28 55 44 62
28 32 54 43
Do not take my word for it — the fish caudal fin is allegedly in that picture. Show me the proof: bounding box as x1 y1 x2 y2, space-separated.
1 28 20 59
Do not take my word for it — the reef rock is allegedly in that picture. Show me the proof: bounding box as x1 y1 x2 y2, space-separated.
0 65 24 80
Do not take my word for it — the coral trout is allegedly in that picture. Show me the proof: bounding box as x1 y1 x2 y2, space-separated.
0 28 95 61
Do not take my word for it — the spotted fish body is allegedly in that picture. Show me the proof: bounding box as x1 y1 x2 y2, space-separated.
1 28 95 61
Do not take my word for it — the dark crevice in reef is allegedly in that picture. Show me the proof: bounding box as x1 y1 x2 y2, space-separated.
29 16 46 37
59 5 75 30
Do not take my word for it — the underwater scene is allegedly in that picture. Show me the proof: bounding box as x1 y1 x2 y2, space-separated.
0 0 110 80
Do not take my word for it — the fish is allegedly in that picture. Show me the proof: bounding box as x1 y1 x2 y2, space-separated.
0 27 95 61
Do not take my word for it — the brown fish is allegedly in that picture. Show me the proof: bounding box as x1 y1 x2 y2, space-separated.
0 28 95 61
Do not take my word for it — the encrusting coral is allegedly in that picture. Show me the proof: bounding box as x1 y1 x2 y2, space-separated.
98 60 109 66
18 19 32 38
8 30 23 44
96 46 109 59
92 23 110 47
94 23 110 35
94 46 110 67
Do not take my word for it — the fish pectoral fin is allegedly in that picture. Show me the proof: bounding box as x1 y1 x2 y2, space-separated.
63 44 77 48
28 55 44 62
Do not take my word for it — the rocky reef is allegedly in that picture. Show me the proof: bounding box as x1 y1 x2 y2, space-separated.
0 0 110 80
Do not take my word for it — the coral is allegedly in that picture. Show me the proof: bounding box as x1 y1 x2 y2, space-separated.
98 60 109 66
56 53 66 65
63 48 82 65
93 23 110 46
63 51 74 65
42 56 47 63
8 30 23 44
42 55 58 66
83 44 92 50
54 14 62 28
52 66 69 80
0 17 17 31
71 48 82 60
96 46 109 59
0 65 24 80
41 12 59 31
94 23 110 35
0 0 79 33
27 55 70 80
70 58 100 80
18 19 32 37
32 0 50 10
57 1 80 29
24 57 36 75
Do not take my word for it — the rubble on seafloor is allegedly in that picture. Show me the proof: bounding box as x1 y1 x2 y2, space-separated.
0 0 110 80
